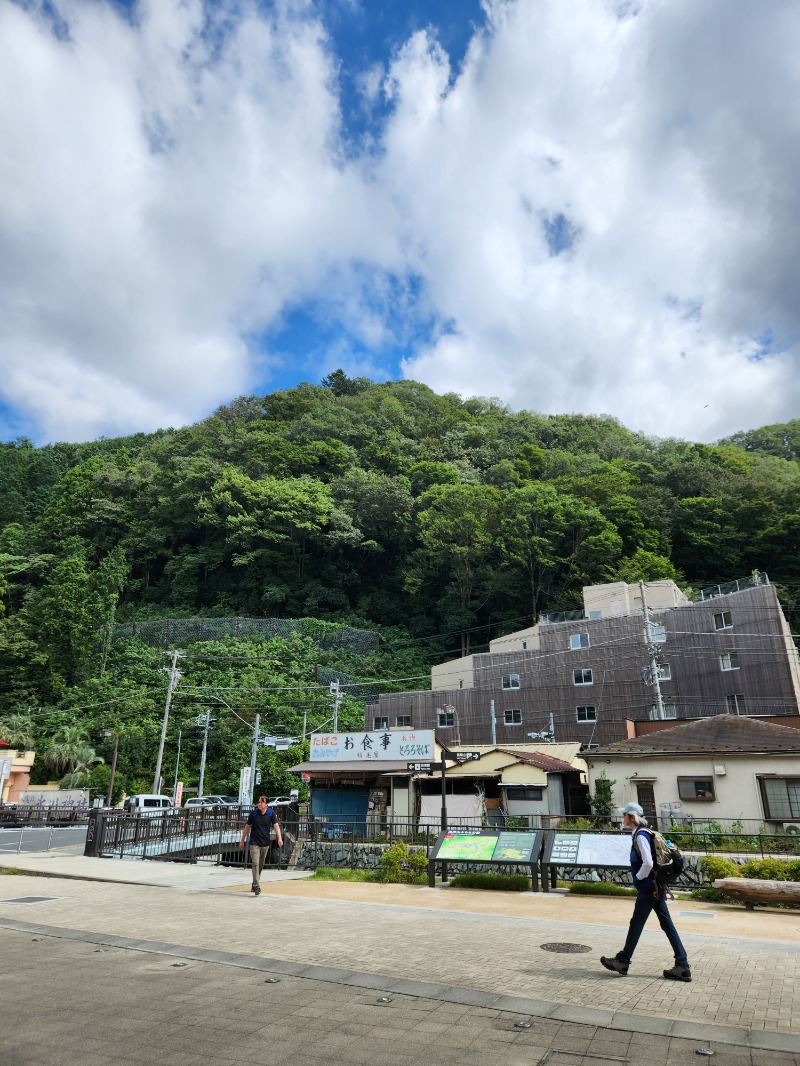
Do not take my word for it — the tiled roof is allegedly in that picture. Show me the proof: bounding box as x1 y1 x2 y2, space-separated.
496 748 577 773
588 714 800 756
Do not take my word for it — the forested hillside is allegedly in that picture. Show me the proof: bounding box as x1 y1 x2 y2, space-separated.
3 374 800 797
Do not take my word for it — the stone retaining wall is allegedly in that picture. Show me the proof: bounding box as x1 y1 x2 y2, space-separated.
293 841 740 888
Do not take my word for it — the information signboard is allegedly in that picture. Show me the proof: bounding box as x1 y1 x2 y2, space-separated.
431 829 543 866
310 730 435 762
543 831 632 868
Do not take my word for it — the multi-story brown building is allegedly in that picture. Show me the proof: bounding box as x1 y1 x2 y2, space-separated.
370 575 800 748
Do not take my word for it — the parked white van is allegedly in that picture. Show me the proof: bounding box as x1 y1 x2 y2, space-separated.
122 794 174 813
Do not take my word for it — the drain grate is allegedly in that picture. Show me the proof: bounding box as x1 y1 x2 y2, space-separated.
1 897 60 905
540 942 592 954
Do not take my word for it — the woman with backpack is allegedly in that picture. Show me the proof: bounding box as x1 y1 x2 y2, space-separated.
600 802 692 982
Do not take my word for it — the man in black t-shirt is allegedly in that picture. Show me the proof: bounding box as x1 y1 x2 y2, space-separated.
239 796 283 896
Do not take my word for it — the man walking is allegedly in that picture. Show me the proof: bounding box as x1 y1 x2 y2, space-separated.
239 796 283 896
600 802 691 982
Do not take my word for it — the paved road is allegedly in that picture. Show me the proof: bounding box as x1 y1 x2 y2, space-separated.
0 826 88 853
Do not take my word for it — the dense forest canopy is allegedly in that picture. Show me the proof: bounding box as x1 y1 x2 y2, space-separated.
3 375 800 797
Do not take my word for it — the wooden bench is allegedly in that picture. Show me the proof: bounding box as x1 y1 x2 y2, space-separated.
713 877 800 909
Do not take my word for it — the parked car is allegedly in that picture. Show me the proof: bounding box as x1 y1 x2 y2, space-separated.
184 795 236 808
122 794 174 813
267 796 294 807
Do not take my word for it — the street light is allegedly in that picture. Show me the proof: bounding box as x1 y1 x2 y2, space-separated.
100 730 119 807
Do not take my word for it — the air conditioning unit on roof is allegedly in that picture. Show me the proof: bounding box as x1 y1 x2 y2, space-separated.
782 822 800 835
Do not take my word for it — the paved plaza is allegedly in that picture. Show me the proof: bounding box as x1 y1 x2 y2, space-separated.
1 853 799 1065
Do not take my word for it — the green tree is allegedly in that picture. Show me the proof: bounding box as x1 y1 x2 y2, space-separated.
59 744 104 789
0 714 35 749
589 771 616 827
43 725 93 775
409 483 501 655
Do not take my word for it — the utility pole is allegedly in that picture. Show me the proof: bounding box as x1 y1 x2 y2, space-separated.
171 730 182 803
490 700 497 745
330 680 342 732
528 712 556 744
153 650 181 793
248 713 260 804
197 710 211 798
640 581 666 720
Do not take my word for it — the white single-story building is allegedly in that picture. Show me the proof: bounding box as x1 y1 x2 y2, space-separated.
584 714 800 831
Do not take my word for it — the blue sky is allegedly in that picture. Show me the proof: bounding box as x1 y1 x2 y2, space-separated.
0 0 798 444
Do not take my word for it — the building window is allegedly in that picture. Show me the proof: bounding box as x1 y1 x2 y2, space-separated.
576 705 597 722
373 716 389 730
502 673 520 689
720 652 740 671
656 662 672 681
714 611 733 630
727 693 746 715
570 633 590 650
677 776 715 801
458 679 464 689
573 668 593 685
395 715 412 728
759 777 800 820
512 787 544 801
522 640 527 650
504 708 522 725
437 708 454 727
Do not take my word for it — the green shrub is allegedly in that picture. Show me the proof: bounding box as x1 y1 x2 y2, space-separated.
559 818 593 830
503 816 528 829
309 867 372 882
448 872 531 892
700 855 741 882
691 887 729 903
367 842 427 885
739 858 798 881
567 881 637 897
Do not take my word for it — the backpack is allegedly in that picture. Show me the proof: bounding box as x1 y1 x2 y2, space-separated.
640 827 683 882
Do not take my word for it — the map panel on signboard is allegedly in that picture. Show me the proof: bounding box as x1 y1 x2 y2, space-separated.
545 831 632 868
492 832 538 863
432 830 542 864
436 834 498 861
577 834 631 867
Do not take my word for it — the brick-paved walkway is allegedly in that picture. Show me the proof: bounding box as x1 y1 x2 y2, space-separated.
1 870 799 1054
2 921 798 1066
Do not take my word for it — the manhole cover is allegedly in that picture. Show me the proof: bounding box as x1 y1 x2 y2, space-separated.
1 897 59 905
540 942 592 954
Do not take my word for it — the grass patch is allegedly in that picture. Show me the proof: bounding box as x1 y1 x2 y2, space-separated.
0 866 24 875
448 872 531 892
307 867 373 882
567 881 637 897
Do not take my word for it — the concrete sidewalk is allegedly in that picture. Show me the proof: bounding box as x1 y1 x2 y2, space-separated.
0 847 314 890
2 853 800 1056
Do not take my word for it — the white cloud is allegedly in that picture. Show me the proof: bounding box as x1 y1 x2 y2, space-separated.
390 0 800 441
1 0 799 443
0 0 397 441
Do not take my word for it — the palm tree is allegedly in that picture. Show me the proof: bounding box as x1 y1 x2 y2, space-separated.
59 745 104 789
0 715 35 750
44 726 92 774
